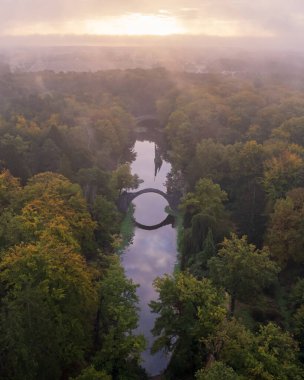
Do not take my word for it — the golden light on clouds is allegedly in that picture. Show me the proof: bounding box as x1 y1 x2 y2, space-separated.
191 18 275 37
1 0 303 43
7 13 185 36
85 13 186 36
5 11 274 38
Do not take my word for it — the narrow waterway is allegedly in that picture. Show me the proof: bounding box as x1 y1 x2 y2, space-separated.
121 140 177 376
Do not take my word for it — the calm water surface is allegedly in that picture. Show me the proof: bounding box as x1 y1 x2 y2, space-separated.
122 140 177 375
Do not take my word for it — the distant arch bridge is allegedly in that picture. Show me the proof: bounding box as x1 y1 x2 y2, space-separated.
134 114 159 125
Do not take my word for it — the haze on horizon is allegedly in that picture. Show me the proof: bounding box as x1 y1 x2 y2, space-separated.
0 0 303 49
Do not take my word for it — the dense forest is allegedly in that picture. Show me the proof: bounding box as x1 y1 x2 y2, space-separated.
1 63 304 379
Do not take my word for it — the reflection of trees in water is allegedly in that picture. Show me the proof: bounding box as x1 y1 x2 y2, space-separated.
132 127 167 180
132 123 169 160
154 143 163 178
131 123 185 203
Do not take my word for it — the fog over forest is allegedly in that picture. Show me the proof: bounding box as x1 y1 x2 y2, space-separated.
1 1 304 380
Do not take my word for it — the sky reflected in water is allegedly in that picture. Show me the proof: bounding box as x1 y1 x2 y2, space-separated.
133 193 169 226
121 140 177 375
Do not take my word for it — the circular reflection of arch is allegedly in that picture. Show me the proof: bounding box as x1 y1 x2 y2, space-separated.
131 190 175 231
135 214 175 231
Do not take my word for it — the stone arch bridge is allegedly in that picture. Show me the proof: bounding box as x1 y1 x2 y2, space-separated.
117 188 181 230
118 188 180 214
134 114 158 125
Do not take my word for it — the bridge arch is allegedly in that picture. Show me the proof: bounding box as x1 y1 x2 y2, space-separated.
118 187 178 213
128 188 170 203
117 187 181 231
134 114 159 125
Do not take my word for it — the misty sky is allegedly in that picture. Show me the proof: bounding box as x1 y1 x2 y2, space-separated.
1 0 304 40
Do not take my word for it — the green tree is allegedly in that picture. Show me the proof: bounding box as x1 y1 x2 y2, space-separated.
196 361 242 380
150 272 226 379
166 115 194 170
227 141 266 244
110 163 141 196
20 172 96 255
204 318 255 375
205 319 304 380
272 117 304 146
92 195 121 249
181 178 228 223
266 188 304 265
289 279 304 357
0 133 30 181
93 256 145 380
0 238 97 380
188 139 228 187
253 323 304 380
208 234 279 314
72 366 111 380
263 149 304 200
0 169 22 209
77 167 112 203
0 170 23 249
180 178 231 269
189 228 216 277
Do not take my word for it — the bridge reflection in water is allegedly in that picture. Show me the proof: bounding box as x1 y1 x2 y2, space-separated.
118 188 180 230
135 214 175 231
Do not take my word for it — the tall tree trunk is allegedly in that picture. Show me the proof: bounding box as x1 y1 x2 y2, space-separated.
230 293 236 316
93 308 101 350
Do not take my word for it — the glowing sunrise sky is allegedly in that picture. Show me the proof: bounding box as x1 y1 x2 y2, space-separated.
1 0 304 40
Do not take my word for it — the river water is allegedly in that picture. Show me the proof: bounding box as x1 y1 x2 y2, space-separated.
121 140 177 376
